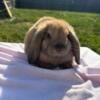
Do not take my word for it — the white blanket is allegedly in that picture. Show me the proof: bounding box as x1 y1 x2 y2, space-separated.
0 42 100 100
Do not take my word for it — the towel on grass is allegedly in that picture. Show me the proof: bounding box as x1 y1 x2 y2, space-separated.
0 42 100 100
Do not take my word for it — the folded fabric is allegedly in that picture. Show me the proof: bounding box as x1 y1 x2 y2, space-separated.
0 42 100 100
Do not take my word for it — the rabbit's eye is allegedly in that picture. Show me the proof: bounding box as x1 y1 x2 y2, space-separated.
46 33 51 39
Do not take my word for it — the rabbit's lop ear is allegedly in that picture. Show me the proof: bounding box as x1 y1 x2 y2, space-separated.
67 26 80 64
24 18 48 65
28 28 46 64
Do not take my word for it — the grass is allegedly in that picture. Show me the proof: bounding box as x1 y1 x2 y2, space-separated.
0 8 100 54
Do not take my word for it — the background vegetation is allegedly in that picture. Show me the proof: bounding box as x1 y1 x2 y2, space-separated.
0 8 100 53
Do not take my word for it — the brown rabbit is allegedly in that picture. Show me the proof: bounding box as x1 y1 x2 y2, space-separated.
24 17 80 69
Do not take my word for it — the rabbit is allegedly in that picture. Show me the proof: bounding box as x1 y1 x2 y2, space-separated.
24 16 80 69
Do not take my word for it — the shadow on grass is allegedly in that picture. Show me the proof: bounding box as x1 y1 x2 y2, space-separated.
0 9 11 19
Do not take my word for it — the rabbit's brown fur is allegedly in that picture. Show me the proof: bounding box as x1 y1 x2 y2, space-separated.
24 17 80 69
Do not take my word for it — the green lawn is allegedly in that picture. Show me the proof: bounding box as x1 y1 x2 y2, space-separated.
0 8 100 54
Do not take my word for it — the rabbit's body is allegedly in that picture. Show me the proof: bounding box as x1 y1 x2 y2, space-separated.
24 17 80 69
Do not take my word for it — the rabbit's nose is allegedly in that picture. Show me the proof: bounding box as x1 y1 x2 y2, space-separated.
54 43 66 49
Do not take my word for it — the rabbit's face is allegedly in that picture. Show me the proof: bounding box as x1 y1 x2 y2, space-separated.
39 20 72 64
